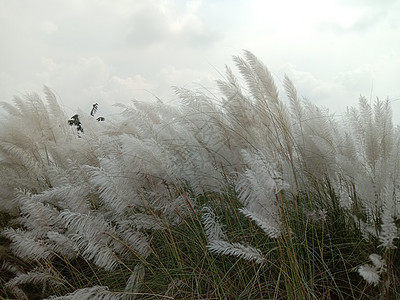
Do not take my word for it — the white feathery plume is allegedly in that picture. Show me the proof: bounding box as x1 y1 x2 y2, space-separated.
85 164 135 214
207 239 265 264
1 261 23 276
58 210 112 239
162 195 196 224
202 206 265 264
15 189 61 231
6 268 63 290
358 253 386 286
58 211 120 270
236 150 284 234
239 208 281 238
122 264 145 300
120 214 165 231
4 285 27 300
338 189 353 210
2 228 53 261
70 234 119 271
44 286 121 300
46 231 79 259
217 65 253 132
379 197 398 249
358 264 381 286
369 253 387 270
116 225 151 259
201 206 226 240
58 210 151 269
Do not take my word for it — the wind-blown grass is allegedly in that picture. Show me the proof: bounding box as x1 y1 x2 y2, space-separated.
0 51 399 299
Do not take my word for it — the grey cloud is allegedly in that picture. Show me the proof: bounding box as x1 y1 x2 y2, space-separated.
178 23 221 48
125 2 221 49
126 4 170 47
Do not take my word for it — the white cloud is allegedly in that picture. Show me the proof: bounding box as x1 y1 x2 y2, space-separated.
280 64 348 110
35 57 158 115
0 0 398 124
0 54 216 118
335 65 374 95
154 65 217 102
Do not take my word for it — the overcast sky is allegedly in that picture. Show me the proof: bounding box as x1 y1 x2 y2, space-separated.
1 0 399 122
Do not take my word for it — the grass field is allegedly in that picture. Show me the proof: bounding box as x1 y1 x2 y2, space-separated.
0 51 399 299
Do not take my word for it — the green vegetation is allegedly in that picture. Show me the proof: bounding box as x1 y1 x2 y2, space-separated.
0 51 399 299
